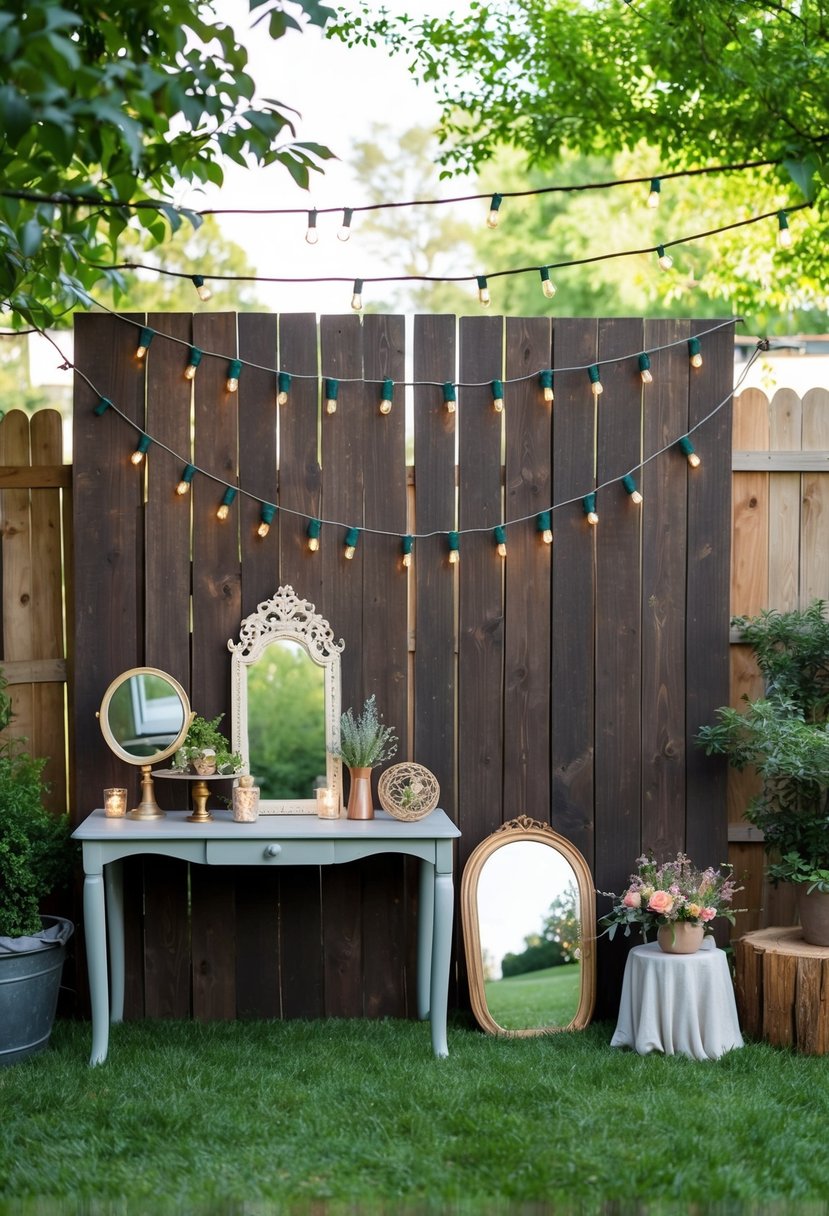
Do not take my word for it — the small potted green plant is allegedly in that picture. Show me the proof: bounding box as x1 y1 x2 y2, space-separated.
171 713 242 776
0 669 74 1064
333 695 397 820
697 600 829 944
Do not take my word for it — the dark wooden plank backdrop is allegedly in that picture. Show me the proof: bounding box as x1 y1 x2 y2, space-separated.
71 312 734 1022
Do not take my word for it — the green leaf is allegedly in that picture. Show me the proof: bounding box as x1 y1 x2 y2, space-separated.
0 86 33 147
782 156 819 203
20 219 43 257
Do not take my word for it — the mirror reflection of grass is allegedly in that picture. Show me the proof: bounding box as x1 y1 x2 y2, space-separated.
484 963 581 1030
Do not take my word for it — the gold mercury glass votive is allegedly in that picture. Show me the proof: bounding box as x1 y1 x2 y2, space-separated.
104 787 128 818
315 787 339 819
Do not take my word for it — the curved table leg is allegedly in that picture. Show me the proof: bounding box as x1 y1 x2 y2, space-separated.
83 870 110 1066
417 860 435 1021
430 871 454 1058
105 860 124 1023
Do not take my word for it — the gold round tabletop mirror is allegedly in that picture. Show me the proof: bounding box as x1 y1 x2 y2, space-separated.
98 667 192 819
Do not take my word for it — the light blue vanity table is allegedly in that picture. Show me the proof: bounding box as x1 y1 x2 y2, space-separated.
72 807 460 1065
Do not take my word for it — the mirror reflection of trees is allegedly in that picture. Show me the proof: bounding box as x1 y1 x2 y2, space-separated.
247 643 326 800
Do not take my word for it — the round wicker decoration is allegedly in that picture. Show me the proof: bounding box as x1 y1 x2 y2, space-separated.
378 763 440 821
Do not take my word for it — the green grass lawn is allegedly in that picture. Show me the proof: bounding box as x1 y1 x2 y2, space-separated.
485 964 581 1028
2 1016 829 1214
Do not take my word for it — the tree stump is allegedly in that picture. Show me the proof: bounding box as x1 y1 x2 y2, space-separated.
734 927 829 1054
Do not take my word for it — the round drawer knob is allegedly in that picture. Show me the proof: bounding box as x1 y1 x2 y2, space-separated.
264 843 282 858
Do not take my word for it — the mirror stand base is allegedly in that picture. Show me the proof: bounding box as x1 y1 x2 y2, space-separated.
127 766 166 821
186 779 214 824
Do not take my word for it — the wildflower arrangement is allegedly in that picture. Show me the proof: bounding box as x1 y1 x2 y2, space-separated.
599 853 742 941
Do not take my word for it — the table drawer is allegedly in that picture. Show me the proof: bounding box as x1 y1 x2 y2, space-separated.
205 839 335 866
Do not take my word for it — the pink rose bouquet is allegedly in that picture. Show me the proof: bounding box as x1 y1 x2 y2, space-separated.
599 852 743 941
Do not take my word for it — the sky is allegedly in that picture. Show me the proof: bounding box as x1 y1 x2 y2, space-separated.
197 0 465 315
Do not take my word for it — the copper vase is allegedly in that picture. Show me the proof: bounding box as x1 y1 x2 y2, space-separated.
346 766 374 820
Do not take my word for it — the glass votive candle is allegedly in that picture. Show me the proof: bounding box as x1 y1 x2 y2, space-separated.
315 787 339 819
104 787 128 818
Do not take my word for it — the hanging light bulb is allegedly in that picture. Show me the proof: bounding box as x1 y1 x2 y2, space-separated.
491 379 504 413
338 207 354 242
539 267 556 299
226 359 243 393
325 378 339 415
678 436 701 468
777 210 792 248
343 526 360 560
647 178 661 208
582 492 599 526
216 487 237 520
538 369 554 403
536 511 553 545
493 525 507 558
277 371 291 406
486 193 503 229
638 353 653 384
622 474 643 505
94 396 113 416
184 348 202 380
257 503 276 538
176 464 196 495
305 209 319 245
130 434 152 465
306 518 322 552
401 534 413 569
688 337 703 368
588 365 603 396
351 278 363 311
136 327 154 359
476 275 491 307
447 531 460 565
443 382 457 414
191 274 212 302
379 379 394 415
656 244 673 271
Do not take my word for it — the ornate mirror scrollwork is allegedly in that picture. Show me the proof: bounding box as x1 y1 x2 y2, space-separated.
98 667 192 820
228 586 344 815
462 816 596 1036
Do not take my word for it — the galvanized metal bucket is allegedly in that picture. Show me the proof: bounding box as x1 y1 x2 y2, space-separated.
0 916 73 1066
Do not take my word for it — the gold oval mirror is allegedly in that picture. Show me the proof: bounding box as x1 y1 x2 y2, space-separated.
461 816 596 1036
98 667 192 819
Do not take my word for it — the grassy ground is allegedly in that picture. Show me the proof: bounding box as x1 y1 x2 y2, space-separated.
2 1016 829 1216
485 965 581 1028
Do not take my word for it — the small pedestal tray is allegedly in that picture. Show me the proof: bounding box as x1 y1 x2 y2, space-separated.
154 770 238 823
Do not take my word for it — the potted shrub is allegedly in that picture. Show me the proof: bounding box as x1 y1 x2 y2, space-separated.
0 670 74 1064
697 600 829 944
333 695 398 820
171 713 242 776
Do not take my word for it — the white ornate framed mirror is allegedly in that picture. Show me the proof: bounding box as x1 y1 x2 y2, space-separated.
98 666 193 820
228 586 344 814
461 816 596 1036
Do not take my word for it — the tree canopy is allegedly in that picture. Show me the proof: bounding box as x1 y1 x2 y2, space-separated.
0 0 335 329
334 0 829 324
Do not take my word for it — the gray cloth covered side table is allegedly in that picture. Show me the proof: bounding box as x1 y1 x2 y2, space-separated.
610 936 744 1060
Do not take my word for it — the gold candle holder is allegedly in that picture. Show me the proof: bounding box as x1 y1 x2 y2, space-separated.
315 787 339 819
103 787 128 818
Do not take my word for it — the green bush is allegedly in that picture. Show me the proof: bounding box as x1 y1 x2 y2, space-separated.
697 601 829 891
0 672 72 938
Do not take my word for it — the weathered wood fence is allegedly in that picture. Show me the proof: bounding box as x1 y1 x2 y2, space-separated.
3 312 740 1022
